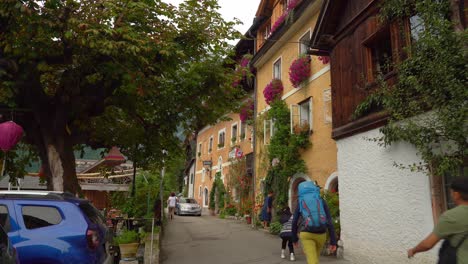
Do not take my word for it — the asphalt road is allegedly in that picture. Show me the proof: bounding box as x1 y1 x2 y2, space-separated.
160 213 348 264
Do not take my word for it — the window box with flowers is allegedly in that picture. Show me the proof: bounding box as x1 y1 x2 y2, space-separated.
289 56 311 88
263 79 284 105
217 143 224 149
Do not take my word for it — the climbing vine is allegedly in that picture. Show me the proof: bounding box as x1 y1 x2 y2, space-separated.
354 0 467 177
264 100 311 211
209 172 226 211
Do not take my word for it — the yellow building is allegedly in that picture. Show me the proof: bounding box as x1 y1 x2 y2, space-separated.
251 0 338 211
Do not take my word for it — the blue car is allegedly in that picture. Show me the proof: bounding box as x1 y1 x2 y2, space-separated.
0 191 113 264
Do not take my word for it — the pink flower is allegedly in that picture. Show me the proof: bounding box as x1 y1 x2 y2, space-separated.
318 56 330 64
271 12 288 34
239 100 254 122
287 0 300 10
289 56 311 88
263 79 284 105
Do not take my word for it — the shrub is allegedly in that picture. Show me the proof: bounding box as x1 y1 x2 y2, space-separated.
225 204 237 216
269 221 282 235
115 229 139 245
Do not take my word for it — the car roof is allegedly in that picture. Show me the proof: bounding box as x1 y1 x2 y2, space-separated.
0 191 84 202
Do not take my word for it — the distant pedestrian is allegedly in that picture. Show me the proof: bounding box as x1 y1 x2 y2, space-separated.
261 191 274 229
279 206 295 261
407 177 468 263
292 181 336 264
167 192 178 220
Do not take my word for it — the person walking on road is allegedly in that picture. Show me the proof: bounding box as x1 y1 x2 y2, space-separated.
292 181 337 264
167 192 178 220
261 191 274 229
279 206 295 261
407 177 468 263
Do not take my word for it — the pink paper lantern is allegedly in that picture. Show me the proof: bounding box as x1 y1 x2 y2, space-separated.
0 121 24 152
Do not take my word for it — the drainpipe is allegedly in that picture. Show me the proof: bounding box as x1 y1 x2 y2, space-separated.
251 75 258 228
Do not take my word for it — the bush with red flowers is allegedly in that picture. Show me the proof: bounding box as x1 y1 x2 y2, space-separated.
239 99 254 122
289 56 311 88
263 79 283 105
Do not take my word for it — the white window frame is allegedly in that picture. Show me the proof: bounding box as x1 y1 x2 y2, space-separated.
263 119 275 145
231 122 238 145
209 136 213 153
240 121 247 141
218 129 226 149
273 57 282 80
298 30 312 55
290 97 313 134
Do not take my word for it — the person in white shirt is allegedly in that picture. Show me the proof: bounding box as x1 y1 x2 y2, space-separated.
167 192 178 220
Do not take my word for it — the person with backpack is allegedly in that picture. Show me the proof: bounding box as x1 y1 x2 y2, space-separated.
407 177 468 263
292 181 337 264
279 206 296 261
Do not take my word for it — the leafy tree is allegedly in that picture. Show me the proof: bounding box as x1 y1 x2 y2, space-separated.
355 0 467 177
0 0 242 193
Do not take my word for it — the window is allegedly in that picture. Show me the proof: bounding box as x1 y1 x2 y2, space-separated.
199 186 202 198
263 119 275 145
202 168 206 183
444 166 467 209
299 31 311 55
218 130 225 148
323 89 332 123
190 173 194 184
231 124 238 144
365 27 394 81
273 58 282 80
291 98 313 134
263 24 271 40
198 143 202 156
204 188 209 207
0 205 10 232
22 206 62 229
209 137 213 153
409 15 424 42
240 121 247 141
79 203 105 225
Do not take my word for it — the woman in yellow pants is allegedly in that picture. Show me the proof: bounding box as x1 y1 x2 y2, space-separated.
292 182 337 263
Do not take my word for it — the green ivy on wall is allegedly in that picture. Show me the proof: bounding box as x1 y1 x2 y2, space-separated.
354 0 467 178
264 100 311 211
209 172 226 210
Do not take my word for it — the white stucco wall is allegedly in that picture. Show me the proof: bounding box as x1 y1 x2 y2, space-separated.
338 128 437 264
188 163 195 198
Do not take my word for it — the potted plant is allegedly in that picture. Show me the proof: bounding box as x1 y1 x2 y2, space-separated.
114 229 139 259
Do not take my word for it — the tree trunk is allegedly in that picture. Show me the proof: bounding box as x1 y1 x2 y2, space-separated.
449 0 465 32
35 111 80 194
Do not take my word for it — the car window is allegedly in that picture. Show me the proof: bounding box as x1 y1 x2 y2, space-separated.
186 199 197 204
179 198 186 203
0 206 10 232
22 206 62 229
0 225 8 248
79 202 105 225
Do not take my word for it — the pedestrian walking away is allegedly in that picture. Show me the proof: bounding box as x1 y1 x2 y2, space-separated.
279 206 296 261
292 181 337 264
407 177 468 264
261 191 274 229
167 192 178 220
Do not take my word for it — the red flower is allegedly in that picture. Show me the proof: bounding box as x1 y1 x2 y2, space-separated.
263 79 283 105
289 56 311 88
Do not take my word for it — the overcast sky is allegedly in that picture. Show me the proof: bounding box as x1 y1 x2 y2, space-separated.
163 0 260 36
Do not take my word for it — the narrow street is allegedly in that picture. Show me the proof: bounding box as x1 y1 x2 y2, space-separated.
161 213 348 264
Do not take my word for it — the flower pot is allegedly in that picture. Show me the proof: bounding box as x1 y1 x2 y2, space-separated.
245 215 252 225
119 242 139 259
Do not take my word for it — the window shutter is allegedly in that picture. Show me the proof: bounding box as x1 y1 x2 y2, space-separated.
264 119 272 145
290 104 300 134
